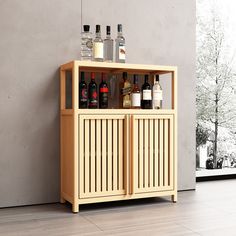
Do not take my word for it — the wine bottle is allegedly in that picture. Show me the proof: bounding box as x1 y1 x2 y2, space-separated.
99 73 109 108
80 25 93 61
93 25 104 62
79 72 88 108
120 72 131 108
115 24 125 63
88 72 98 108
153 75 163 109
141 74 152 109
131 74 141 109
104 26 114 62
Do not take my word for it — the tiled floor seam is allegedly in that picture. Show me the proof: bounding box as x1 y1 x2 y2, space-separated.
82 215 104 232
175 222 203 236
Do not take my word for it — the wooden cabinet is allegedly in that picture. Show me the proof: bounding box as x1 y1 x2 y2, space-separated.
60 61 177 212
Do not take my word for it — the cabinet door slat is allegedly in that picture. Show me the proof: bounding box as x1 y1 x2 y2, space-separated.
84 120 90 193
154 119 159 188
107 119 112 191
113 120 118 191
139 120 144 189
118 119 123 190
96 119 101 192
149 119 154 188
159 119 164 187
164 119 169 186
169 118 174 188
144 119 149 189
90 120 96 193
102 119 107 192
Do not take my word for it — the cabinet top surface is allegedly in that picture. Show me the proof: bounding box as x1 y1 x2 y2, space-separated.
60 60 177 73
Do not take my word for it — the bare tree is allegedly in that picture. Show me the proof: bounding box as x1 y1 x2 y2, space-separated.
197 3 236 167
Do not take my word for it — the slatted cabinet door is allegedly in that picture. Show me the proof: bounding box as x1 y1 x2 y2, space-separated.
131 114 174 194
79 114 127 199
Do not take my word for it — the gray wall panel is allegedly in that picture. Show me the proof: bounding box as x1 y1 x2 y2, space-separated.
0 0 195 207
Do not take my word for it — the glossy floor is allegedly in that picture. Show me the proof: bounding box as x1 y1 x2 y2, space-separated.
1 179 236 236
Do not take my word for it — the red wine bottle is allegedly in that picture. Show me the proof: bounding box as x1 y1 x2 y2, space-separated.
99 73 109 108
141 74 152 109
88 72 98 108
79 72 87 108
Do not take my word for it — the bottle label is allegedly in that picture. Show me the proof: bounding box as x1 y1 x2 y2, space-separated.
100 87 109 93
121 86 131 95
142 90 152 100
153 90 163 100
86 39 93 49
89 89 98 107
94 42 104 59
100 93 108 103
119 43 126 60
123 95 131 108
80 88 88 102
131 93 141 107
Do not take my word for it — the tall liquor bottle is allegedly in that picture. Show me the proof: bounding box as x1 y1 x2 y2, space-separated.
80 25 93 61
120 72 131 108
88 72 98 108
115 24 125 63
131 74 141 109
104 26 114 62
152 75 163 109
141 74 152 109
93 25 104 62
79 71 87 108
99 73 109 108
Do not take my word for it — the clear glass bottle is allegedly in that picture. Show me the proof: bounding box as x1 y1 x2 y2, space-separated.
115 24 125 63
104 26 114 62
80 25 93 61
131 74 141 109
93 25 104 62
152 75 163 109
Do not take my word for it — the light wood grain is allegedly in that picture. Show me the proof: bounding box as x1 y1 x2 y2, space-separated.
60 61 178 212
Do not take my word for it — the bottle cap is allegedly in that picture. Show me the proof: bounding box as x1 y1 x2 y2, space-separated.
96 25 101 33
91 72 95 79
106 26 111 35
155 75 160 81
123 72 127 79
118 24 122 32
144 74 149 81
83 25 90 32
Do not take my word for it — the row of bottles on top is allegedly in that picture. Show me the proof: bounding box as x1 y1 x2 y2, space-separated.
81 24 125 63
79 72 163 109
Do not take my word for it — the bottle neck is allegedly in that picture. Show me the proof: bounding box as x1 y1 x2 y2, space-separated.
96 32 101 38
106 34 111 39
117 31 123 37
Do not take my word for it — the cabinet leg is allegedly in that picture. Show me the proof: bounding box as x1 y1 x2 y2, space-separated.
60 197 66 204
171 194 177 203
72 203 79 213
